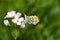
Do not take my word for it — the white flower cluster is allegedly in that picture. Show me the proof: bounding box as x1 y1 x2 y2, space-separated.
4 11 39 28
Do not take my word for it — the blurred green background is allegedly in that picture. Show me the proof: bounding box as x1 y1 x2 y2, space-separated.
0 0 60 40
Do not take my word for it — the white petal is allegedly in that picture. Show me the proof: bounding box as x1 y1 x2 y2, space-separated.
24 14 27 19
4 20 10 26
7 11 15 16
20 22 25 28
12 19 17 23
16 22 21 25
5 11 16 18
14 12 21 19
19 17 24 22
17 12 21 17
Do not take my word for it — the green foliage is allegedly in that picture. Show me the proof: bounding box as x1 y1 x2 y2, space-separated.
0 0 60 40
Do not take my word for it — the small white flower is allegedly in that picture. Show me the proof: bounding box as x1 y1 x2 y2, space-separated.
4 11 16 19
12 12 22 24
14 12 21 19
4 20 10 26
16 17 24 25
19 17 24 21
20 22 25 28
12 17 24 26
12 19 21 25
12 19 18 23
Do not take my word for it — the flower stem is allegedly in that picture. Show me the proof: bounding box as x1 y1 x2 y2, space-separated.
15 37 17 40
